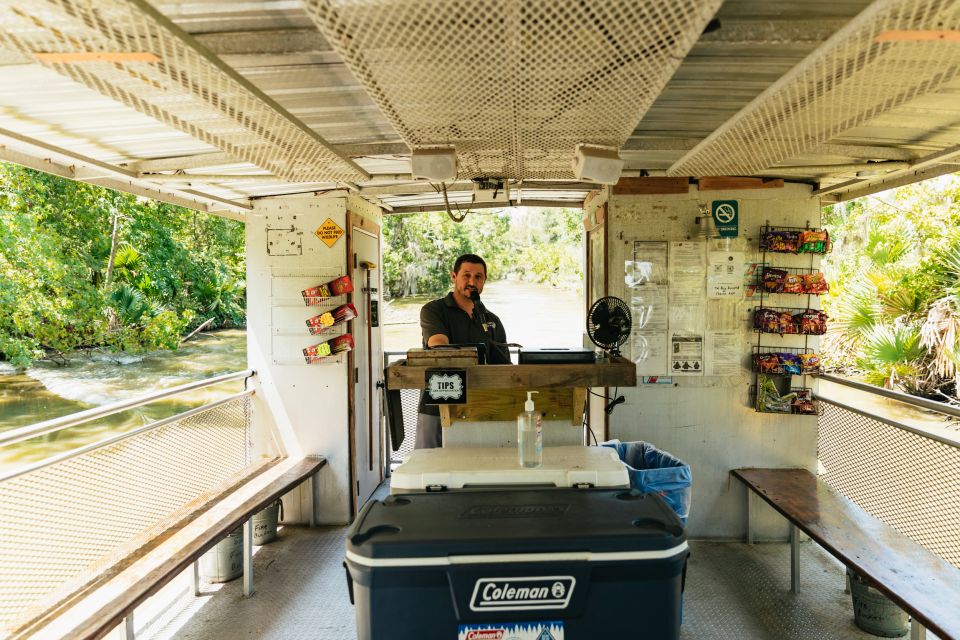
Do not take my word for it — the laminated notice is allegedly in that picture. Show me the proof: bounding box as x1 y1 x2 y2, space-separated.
458 622 564 640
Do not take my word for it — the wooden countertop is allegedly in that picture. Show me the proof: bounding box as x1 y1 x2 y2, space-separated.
384 357 636 390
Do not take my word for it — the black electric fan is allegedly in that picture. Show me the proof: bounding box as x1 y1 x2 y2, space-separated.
587 296 631 357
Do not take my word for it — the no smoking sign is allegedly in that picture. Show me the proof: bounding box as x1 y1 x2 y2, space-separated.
711 200 738 238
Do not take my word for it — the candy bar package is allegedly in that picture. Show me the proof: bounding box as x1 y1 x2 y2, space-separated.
763 230 798 253
306 311 335 334
803 272 829 294
303 333 355 363
762 268 787 293
303 341 332 363
796 309 828 335
798 230 829 254
301 275 354 306
782 274 804 294
305 303 358 335
780 353 803 375
799 353 821 374
754 353 782 374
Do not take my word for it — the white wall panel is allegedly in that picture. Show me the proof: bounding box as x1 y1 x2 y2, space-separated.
607 183 822 539
247 196 353 524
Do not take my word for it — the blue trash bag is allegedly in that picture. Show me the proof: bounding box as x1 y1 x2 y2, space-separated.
601 441 692 526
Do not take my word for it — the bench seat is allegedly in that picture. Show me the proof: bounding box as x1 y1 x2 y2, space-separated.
732 468 960 640
13 455 326 640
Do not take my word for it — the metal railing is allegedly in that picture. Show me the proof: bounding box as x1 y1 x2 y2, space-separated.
815 376 960 569
0 371 255 632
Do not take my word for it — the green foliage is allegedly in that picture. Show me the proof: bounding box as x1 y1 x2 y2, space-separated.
822 174 960 396
0 162 245 366
382 207 583 298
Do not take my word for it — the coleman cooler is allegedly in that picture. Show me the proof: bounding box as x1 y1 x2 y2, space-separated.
345 488 688 640
390 445 629 493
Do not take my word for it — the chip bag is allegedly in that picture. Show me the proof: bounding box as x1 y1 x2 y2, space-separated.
798 230 829 254
783 274 804 294
762 268 787 293
803 272 829 294
763 230 798 253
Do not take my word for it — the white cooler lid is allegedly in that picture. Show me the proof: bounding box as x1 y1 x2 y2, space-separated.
390 445 629 491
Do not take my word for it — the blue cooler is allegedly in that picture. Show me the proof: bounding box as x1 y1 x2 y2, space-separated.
345 488 688 639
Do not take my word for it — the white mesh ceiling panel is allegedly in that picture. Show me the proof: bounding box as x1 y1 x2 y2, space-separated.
0 0 367 183
669 0 960 178
304 0 721 180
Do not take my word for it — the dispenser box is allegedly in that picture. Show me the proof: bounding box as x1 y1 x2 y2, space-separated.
389 445 629 493
345 488 688 640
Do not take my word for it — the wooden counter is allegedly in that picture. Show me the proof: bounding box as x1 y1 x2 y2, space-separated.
384 357 637 390
384 357 636 429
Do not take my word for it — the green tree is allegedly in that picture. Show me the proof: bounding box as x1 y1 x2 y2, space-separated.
822 173 960 398
0 162 245 366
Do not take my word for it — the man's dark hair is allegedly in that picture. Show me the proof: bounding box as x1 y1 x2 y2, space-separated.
453 253 487 275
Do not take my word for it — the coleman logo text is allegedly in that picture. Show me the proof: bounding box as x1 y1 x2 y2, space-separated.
469 576 575 612
465 631 504 640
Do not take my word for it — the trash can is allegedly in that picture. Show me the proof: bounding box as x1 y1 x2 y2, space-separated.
345 488 689 640
601 441 692 526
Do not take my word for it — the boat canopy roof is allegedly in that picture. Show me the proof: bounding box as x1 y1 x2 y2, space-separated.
0 0 957 219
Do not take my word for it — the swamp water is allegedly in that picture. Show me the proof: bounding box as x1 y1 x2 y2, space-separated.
0 330 247 467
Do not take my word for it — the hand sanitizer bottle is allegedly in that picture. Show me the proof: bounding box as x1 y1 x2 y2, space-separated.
518 391 542 468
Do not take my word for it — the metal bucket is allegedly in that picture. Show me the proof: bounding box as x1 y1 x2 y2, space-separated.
253 500 282 545
847 568 909 637
202 529 244 583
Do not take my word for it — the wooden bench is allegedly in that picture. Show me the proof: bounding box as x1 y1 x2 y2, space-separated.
11 455 326 640
731 468 960 640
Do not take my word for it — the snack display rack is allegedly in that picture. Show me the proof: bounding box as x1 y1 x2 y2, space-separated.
752 224 830 415
269 272 356 365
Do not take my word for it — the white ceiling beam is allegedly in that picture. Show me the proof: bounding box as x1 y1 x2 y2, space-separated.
127 152 240 173
0 127 251 218
758 161 910 177
698 19 847 45
386 200 582 215
821 163 960 203
814 144 960 198
193 28 332 56
814 144 917 161
128 142 410 174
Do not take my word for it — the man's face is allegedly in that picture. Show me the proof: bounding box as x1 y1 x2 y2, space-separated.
452 261 486 299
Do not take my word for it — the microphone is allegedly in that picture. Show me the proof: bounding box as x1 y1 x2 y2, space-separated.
470 290 490 332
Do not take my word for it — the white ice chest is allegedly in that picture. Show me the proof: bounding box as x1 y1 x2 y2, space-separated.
390 445 629 493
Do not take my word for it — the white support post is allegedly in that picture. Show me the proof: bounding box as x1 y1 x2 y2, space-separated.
192 559 201 597
243 518 255 597
910 619 927 640
790 523 800 593
746 490 754 545
124 612 135 640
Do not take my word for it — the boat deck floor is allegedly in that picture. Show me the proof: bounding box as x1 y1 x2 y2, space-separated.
133 494 908 640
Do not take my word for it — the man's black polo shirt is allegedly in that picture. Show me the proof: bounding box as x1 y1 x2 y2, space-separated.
418 292 510 416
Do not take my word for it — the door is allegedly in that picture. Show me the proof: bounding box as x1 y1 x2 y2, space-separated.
348 214 384 510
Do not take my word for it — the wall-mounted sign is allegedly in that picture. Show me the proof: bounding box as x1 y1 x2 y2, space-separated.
711 200 739 238
315 218 344 247
424 368 467 404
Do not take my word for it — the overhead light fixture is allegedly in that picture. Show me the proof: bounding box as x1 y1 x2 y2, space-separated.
573 144 624 185
411 147 458 182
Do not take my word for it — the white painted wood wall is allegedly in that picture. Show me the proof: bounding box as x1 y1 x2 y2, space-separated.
247 194 381 525
605 183 822 539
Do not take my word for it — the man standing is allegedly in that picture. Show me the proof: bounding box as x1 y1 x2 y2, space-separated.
416 253 510 448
